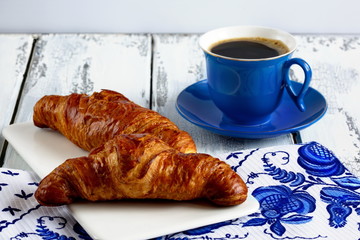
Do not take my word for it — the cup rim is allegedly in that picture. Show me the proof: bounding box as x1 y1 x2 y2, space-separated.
199 25 297 62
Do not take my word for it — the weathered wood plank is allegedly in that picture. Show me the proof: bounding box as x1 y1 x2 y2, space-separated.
0 34 33 165
152 34 293 158
3 34 152 169
294 35 360 176
4 33 359 178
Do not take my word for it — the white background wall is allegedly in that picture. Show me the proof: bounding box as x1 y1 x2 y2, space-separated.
0 0 359 34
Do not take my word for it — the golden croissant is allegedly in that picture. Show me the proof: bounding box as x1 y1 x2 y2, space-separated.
33 89 196 153
35 134 247 206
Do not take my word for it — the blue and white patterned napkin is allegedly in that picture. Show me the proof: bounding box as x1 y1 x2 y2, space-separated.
159 142 360 240
0 169 91 240
1 142 359 240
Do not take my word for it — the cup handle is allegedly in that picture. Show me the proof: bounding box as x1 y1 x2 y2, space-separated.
283 58 312 112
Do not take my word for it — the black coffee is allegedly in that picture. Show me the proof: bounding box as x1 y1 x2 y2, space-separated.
210 37 289 59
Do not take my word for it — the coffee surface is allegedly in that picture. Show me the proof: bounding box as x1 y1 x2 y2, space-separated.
210 37 289 59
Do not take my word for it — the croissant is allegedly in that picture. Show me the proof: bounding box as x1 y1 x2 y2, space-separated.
35 134 247 206
33 89 196 153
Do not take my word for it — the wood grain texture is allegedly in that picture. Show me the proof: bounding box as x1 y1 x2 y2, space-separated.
2 33 359 179
0 34 33 162
151 34 293 159
3 34 152 169
293 35 360 176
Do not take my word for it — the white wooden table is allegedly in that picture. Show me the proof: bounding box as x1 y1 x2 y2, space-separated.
0 33 359 177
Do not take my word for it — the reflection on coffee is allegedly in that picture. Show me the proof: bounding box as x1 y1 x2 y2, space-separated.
210 37 289 59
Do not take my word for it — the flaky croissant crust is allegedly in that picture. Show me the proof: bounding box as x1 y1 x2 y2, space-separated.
35 134 247 206
33 89 196 153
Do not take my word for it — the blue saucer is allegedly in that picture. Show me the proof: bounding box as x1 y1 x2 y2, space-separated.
176 80 327 139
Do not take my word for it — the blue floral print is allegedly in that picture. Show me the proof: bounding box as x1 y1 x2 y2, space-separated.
2 142 360 240
159 142 360 240
321 187 360 228
298 142 345 177
243 185 316 236
0 168 93 240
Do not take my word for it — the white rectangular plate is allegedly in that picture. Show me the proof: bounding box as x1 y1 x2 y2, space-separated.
3 122 259 240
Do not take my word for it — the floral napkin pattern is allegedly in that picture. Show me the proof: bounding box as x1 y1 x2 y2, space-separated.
0 169 91 240
158 142 360 240
0 141 359 240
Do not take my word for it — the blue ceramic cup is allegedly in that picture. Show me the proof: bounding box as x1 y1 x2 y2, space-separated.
199 26 312 125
